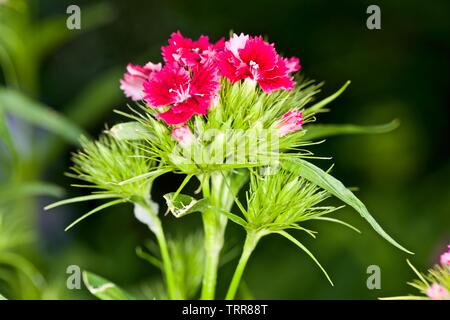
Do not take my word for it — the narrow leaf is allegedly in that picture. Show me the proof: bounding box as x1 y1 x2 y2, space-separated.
108 121 152 141
214 208 248 228
276 230 334 286
0 88 84 143
302 120 400 141
0 182 64 204
82 271 135 300
65 199 126 231
44 193 120 210
311 216 361 233
303 81 351 116
407 259 428 286
282 158 413 254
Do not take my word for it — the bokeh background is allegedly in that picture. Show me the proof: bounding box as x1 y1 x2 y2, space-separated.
1 0 449 299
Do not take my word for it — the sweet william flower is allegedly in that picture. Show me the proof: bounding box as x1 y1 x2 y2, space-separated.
120 62 161 100
162 31 224 68
427 283 450 300
172 125 194 147
144 61 220 125
440 245 450 265
275 109 303 136
218 33 300 93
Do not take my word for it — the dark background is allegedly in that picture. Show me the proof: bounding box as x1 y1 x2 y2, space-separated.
1 0 449 299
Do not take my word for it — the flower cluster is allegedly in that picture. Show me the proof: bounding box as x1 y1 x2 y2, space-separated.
120 31 301 126
426 245 450 300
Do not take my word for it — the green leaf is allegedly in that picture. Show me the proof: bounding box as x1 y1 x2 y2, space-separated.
303 81 351 117
310 216 361 234
163 193 209 218
216 208 248 228
302 120 400 141
82 271 135 300
65 198 126 231
44 193 121 210
276 230 334 286
0 107 16 157
0 88 85 143
0 181 64 204
406 259 428 286
0 293 6 300
282 158 413 254
136 246 162 269
108 121 152 140
379 296 429 300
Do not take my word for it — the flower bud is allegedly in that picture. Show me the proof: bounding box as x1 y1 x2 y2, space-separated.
440 245 450 265
426 283 450 300
276 109 303 136
172 125 194 147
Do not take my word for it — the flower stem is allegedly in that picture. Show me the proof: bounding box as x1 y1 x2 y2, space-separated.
138 200 180 299
200 209 222 299
200 174 227 300
153 224 180 299
225 229 262 300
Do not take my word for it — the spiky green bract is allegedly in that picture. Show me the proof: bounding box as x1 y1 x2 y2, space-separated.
381 260 450 300
225 169 349 299
45 134 166 231
245 169 339 231
70 135 155 199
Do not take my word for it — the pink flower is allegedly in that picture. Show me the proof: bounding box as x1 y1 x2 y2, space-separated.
440 245 450 265
172 125 194 147
275 110 303 136
162 31 224 68
144 62 220 125
284 57 301 73
217 33 300 93
120 62 161 100
427 283 450 300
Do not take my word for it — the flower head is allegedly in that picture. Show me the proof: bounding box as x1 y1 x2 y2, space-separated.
218 33 300 93
275 109 303 136
144 62 220 125
162 31 224 68
440 245 450 265
172 125 194 147
427 283 450 300
120 62 161 101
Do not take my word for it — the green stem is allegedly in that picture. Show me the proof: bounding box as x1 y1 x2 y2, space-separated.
225 230 262 300
138 201 180 299
153 225 180 299
200 172 243 299
200 174 229 300
200 208 223 299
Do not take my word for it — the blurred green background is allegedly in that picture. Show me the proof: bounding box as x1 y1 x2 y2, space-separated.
0 0 449 299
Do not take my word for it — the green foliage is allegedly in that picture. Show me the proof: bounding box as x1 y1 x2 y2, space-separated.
167 232 205 299
245 169 337 231
83 271 135 300
0 210 44 299
281 158 412 254
70 135 155 199
137 231 205 299
382 260 450 300
301 120 399 141
0 88 85 144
